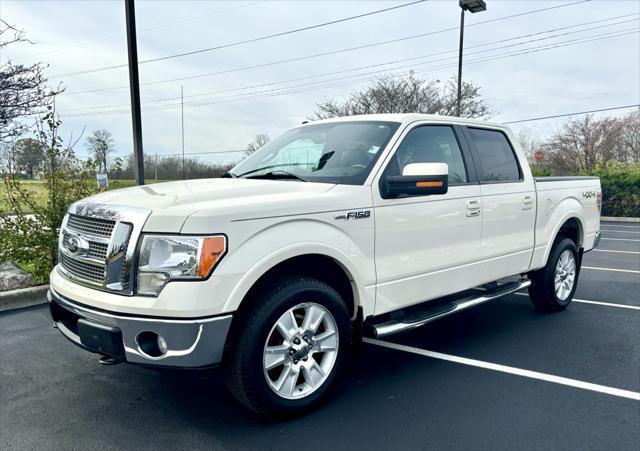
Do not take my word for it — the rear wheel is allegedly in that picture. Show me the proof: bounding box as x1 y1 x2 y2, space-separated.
528 238 580 312
224 276 350 418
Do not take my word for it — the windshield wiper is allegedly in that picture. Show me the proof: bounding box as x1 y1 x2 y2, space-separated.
245 170 308 182
221 172 237 178
235 163 310 178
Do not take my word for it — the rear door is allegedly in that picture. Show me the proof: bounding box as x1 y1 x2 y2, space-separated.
463 126 536 280
372 123 484 315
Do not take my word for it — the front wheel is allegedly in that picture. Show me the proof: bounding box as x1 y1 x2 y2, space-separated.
224 276 351 418
528 238 580 312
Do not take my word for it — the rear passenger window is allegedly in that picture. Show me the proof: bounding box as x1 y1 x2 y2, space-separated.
395 126 468 184
468 128 521 182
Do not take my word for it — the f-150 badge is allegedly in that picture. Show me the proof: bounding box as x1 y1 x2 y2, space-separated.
334 210 371 220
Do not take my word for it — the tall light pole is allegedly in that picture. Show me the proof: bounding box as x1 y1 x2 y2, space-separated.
125 0 145 185
181 85 185 180
457 0 486 117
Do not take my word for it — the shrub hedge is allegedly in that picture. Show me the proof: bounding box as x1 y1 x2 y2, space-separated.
532 164 638 217
584 164 640 218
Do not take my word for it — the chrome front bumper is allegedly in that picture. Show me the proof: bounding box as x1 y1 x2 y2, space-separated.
48 288 232 368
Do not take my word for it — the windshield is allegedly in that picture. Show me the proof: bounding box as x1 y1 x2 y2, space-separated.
230 121 400 185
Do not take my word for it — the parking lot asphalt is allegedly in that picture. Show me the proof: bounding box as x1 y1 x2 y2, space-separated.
1 221 638 450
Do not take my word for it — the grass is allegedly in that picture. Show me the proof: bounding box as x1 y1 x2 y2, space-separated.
0 179 169 213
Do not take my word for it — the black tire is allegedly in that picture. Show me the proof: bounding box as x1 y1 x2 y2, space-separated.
528 238 580 312
223 276 351 419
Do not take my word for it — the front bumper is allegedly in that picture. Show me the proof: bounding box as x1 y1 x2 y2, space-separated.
48 288 232 368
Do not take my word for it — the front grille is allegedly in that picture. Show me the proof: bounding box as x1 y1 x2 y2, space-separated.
88 242 109 260
62 231 109 260
58 206 147 295
60 254 105 284
67 214 115 237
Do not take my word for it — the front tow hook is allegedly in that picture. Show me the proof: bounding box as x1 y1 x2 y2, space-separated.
99 355 123 366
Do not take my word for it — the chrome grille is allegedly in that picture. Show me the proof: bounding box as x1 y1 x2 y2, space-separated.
67 214 115 237
58 203 151 295
60 254 105 284
62 231 109 260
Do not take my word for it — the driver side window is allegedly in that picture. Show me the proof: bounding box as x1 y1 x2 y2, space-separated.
395 125 468 184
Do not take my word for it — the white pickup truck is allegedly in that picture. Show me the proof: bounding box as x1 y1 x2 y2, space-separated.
49 114 602 417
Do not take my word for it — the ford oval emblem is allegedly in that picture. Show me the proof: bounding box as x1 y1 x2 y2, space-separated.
65 236 83 255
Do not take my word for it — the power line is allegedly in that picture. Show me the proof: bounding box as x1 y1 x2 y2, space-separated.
503 105 640 124
20 1 265 60
61 0 593 95
61 28 639 117
62 15 638 112
49 0 428 79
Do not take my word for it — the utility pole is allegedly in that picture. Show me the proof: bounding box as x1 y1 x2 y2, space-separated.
125 0 145 185
155 153 158 181
456 7 465 117
181 85 185 180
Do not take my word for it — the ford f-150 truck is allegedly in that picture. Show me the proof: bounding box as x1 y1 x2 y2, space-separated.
48 114 602 417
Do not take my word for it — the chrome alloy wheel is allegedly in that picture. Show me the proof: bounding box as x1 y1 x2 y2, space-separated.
554 249 576 301
263 302 339 400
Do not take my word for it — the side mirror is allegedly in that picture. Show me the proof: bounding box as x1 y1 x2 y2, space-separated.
386 163 449 197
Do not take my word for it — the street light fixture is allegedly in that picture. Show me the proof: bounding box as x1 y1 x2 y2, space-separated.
457 0 486 117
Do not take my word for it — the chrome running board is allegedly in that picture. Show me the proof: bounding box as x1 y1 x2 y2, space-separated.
372 279 531 338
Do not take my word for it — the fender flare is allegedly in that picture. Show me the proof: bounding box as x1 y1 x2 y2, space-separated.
540 200 585 267
219 220 373 316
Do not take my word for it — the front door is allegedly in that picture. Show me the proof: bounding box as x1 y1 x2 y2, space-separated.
373 123 484 315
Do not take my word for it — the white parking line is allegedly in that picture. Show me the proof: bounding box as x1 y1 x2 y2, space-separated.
364 338 640 401
514 292 640 310
591 249 640 255
601 238 640 242
582 266 640 274
601 230 640 235
601 225 640 230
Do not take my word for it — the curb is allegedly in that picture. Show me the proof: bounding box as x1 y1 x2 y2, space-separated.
601 216 640 223
0 285 49 312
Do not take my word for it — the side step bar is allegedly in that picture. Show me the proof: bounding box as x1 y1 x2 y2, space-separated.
372 279 531 338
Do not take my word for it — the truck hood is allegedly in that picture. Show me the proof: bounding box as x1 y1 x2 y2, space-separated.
82 178 337 232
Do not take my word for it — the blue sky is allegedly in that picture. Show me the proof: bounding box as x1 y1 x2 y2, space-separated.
2 0 639 165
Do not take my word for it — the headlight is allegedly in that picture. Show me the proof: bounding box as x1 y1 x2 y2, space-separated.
136 235 226 296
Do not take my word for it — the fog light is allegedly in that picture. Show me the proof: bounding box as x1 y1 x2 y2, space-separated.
136 331 167 358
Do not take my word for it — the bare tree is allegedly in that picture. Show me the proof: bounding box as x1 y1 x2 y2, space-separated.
543 114 624 174
516 128 542 164
0 20 63 141
246 134 270 154
617 110 640 164
86 129 114 172
313 74 492 120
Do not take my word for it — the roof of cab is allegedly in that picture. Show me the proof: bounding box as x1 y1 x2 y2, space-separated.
303 113 508 130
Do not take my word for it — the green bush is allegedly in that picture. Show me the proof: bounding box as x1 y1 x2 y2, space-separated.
0 112 99 283
581 164 640 217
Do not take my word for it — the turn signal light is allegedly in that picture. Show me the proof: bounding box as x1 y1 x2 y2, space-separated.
416 181 443 188
198 236 227 277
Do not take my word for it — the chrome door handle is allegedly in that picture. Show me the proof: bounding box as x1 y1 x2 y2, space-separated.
522 195 534 210
466 199 481 217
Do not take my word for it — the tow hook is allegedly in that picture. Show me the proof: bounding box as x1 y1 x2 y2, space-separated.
99 355 123 366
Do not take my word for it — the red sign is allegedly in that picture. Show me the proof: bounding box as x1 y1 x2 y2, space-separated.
534 150 545 161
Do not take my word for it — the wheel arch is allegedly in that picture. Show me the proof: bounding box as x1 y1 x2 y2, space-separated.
223 246 367 322
540 213 585 268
